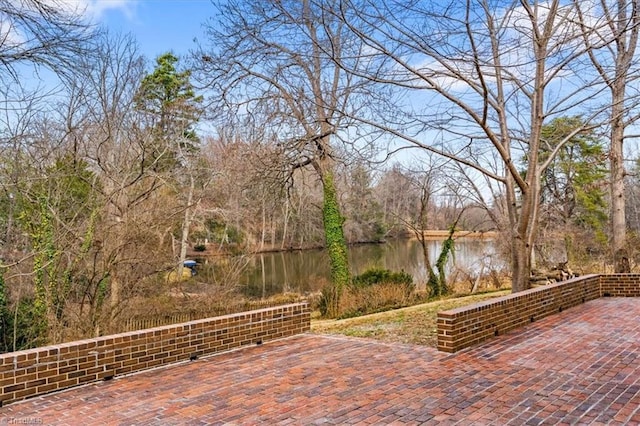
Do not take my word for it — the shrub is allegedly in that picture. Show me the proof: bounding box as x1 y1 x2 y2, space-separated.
1 297 47 353
338 281 414 319
352 268 413 288
319 268 415 319
318 284 341 318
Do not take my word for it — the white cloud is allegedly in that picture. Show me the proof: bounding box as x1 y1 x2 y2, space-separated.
0 0 138 51
85 0 138 21
44 0 139 22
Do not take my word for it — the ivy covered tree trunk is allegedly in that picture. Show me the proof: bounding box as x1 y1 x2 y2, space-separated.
434 227 455 296
29 196 55 345
321 170 350 317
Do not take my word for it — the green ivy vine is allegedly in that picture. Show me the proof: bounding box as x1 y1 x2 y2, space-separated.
320 171 350 317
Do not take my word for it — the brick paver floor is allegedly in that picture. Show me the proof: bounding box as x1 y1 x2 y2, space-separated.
2 297 640 425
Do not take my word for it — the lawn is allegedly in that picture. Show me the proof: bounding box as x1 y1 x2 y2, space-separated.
310 290 510 347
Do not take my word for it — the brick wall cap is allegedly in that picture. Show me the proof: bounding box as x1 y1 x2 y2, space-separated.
439 274 600 316
0 302 310 357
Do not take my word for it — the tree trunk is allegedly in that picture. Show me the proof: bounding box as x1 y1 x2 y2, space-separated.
510 171 542 292
511 235 531 292
260 254 266 298
321 169 350 290
281 200 290 250
110 276 120 313
419 237 436 283
271 216 276 250
471 261 484 294
260 197 266 252
178 175 195 279
611 81 630 272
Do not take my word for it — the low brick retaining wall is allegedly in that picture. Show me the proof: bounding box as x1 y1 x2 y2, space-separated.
0 303 310 406
600 274 640 297
437 274 640 353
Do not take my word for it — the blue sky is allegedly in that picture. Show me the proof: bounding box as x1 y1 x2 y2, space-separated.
87 0 214 60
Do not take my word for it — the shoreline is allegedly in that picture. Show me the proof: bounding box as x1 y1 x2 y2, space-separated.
414 230 498 240
188 231 498 258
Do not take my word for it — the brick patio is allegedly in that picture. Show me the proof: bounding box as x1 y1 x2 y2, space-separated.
2 297 640 425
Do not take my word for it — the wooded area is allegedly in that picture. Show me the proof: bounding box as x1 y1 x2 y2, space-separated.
1 0 640 351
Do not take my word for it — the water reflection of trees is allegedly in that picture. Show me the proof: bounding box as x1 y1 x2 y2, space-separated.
216 239 503 298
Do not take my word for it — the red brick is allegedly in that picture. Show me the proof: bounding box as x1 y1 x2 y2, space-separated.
4 299 640 424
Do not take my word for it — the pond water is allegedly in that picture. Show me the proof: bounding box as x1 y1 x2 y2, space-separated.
224 238 503 298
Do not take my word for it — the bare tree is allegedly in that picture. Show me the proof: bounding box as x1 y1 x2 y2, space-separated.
339 161 384 243
0 0 96 347
333 0 613 291
68 31 180 328
197 0 378 311
404 167 441 292
0 0 93 84
0 0 95 257
574 0 640 272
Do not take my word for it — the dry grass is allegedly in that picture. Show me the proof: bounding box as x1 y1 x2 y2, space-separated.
337 281 414 319
311 289 510 347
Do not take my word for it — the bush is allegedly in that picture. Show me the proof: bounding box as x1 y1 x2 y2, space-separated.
193 244 206 252
318 284 341 318
318 268 415 319
1 297 47 353
352 268 413 288
338 281 414 319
